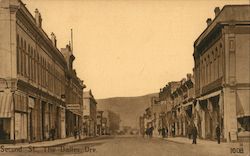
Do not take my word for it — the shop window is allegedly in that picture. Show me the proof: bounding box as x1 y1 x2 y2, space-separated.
0 118 11 140
238 116 250 132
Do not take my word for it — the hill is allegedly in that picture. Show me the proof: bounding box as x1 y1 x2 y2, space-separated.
96 93 158 129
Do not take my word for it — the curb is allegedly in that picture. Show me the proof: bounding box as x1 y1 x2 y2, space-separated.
1 136 92 149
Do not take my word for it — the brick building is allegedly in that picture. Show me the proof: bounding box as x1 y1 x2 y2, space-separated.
0 0 84 143
193 5 250 142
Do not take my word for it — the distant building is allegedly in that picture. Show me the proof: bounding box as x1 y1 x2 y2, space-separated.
193 5 250 142
170 74 195 137
96 110 104 136
102 111 110 135
83 90 97 136
62 44 85 138
160 81 181 137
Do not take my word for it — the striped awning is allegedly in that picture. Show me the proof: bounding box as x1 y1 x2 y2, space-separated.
0 92 13 117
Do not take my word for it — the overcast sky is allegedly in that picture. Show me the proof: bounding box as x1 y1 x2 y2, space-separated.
22 0 249 99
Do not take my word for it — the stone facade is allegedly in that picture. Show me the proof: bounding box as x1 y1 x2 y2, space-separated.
193 5 250 142
0 0 84 143
83 90 97 136
139 5 250 142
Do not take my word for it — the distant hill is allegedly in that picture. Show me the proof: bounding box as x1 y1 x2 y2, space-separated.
97 93 158 129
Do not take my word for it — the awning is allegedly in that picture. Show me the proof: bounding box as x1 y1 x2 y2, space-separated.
69 109 82 116
198 90 221 101
236 90 250 117
182 102 193 108
0 92 13 118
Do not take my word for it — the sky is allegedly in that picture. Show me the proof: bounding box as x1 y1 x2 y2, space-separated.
22 0 249 99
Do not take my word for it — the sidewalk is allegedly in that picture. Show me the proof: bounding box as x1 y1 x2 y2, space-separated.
165 136 250 150
0 135 89 148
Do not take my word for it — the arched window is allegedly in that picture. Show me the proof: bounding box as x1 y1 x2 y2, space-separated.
20 38 23 75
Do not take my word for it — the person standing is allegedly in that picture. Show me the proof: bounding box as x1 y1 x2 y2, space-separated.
192 125 198 144
149 126 154 138
162 127 166 138
216 124 221 144
50 127 56 140
171 125 175 137
166 127 168 138
74 126 78 139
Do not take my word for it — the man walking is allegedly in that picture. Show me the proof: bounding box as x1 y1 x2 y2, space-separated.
74 126 78 139
192 125 198 144
216 124 221 144
162 127 166 138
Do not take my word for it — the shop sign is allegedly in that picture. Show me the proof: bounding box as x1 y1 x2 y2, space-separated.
66 104 80 110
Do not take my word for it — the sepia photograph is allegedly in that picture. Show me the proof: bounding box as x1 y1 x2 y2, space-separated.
0 0 249 156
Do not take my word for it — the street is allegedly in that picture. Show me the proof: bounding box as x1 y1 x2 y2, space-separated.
0 136 247 156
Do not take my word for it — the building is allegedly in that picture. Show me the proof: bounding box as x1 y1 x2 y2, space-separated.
102 111 110 135
193 5 250 142
83 90 97 136
96 110 104 136
139 115 145 136
150 96 161 137
0 0 84 143
62 44 85 138
159 81 181 137
170 74 195 137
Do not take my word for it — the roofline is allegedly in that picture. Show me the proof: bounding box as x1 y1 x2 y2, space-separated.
194 4 250 47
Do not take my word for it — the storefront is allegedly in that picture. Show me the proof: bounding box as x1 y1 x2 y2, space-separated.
0 91 13 143
236 90 250 141
196 90 223 140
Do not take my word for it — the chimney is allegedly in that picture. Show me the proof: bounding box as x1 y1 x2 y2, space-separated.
51 32 57 47
206 18 212 26
35 8 42 27
214 7 220 17
187 73 192 80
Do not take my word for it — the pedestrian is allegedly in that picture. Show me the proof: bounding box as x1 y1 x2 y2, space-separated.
216 124 221 144
158 128 161 135
166 127 168 138
149 126 154 138
162 127 166 138
192 125 198 144
74 126 78 139
145 128 149 138
50 127 56 140
171 125 175 137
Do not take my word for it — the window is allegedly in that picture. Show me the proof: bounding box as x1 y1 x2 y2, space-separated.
16 35 20 74
24 40 27 77
31 48 34 81
34 50 36 83
28 45 30 79
20 38 23 75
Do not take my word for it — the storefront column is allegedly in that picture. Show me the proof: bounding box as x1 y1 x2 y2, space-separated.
223 87 237 142
201 108 206 139
10 116 14 140
60 107 66 138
